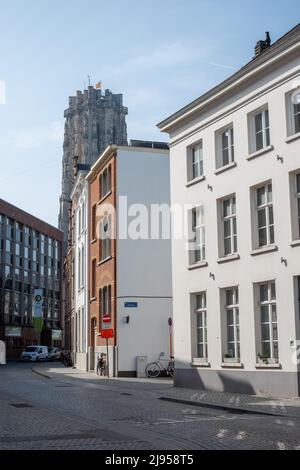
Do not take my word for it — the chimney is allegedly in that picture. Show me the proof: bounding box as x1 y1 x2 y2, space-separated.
254 32 271 57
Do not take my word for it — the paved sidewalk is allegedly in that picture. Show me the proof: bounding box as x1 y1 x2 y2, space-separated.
33 363 300 419
32 363 172 386
161 387 300 418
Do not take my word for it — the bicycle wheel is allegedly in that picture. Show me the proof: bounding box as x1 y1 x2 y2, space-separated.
145 362 161 378
167 362 174 378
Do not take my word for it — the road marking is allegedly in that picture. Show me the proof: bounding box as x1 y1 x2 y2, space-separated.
277 442 286 450
217 429 228 438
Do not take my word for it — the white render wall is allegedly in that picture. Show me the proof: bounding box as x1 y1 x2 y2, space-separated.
72 175 89 371
116 148 172 374
168 49 300 396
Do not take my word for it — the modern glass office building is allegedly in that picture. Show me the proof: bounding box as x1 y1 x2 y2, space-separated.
0 199 63 359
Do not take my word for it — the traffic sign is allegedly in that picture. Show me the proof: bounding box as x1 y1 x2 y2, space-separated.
103 314 111 324
100 329 114 339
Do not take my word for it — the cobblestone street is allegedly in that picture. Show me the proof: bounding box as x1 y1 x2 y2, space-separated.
0 362 300 450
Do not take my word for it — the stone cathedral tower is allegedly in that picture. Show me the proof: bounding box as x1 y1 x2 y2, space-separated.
58 86 128 246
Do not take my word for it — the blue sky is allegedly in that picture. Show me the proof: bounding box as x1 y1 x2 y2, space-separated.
0 0 299 227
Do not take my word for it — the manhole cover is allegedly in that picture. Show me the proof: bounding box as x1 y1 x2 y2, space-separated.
10 403 33 408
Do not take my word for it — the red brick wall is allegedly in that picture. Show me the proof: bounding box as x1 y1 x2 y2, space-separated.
89 154 116 349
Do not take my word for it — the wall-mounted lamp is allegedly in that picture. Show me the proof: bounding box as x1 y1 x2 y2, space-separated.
281 257 287 267
124 315 130 325
277 154 284 163
209 272 215 280
207 184 213 191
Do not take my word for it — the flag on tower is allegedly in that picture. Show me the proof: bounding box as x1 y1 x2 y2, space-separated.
95 81 102 89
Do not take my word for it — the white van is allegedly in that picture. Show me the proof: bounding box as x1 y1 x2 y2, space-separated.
21 345 48 362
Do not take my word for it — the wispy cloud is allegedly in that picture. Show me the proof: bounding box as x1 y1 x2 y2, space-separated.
98 40 213 82
0 120 64 149
209 62 238 71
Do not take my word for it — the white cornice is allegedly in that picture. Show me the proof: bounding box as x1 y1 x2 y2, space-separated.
86 145 117 183
168 68 300 148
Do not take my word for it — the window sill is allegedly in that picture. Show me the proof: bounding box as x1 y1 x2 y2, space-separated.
217 253 240 264
98 190 112 205
186 175 206 188
90 238 97 245
188 261 208 270
191 361 211 368
214 162 237 175
285 132 300 144
221 362 244 369
89 297 97 303
250 245 278 256
97 256 112 266
247 145 274 161
290 239 300 248
255 363 281 369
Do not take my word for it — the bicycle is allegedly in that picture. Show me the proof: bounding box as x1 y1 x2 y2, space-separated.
61 350 73 367
145 352 174 378
96 353 107 377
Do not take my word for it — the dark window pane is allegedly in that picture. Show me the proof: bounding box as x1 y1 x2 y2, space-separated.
269 226 274 244
222 148 229 166
258 227 267 247
266 127 270 146
297 174 300 193
224 238 232 255
223 199 231 218
258 209 266 228
260 284 268 302
268 206 274 225
257 187 265 206
262 342 271 358
256 132 263 151
261 324 270 341
255 113 263 132
260 305 269 323
224 220 231 237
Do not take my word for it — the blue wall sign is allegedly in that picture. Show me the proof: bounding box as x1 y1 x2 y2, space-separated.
124 302 138 308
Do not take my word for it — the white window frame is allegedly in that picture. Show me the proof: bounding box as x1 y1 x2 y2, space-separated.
258 281 278 361
224 288 240 360
297 174 300 238
77 248 81 291
101 285 111 319
216 125 234 168
249 106 270 153
256 183 274 248
81 245 85 289
101 165 112 199
189 206 205 264
101 215 111 261
195 292 208 360
286 89 300 136
222 196 237 256
187 141 203 182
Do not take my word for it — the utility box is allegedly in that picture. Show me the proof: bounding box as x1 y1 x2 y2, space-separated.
136 356 147 378
0 341 6 365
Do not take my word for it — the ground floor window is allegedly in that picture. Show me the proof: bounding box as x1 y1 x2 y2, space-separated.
224 287 240 360
195 292 207 359
258 281 278 361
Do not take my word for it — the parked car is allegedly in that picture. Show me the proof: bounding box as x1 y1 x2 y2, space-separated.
48 347 62 361
21 345 48 362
